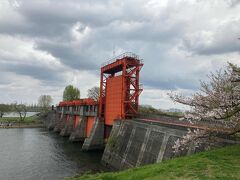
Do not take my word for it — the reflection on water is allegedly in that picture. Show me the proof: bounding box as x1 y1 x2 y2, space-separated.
0 128 108 180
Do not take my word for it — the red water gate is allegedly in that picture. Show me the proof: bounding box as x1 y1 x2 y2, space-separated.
99 52 143 137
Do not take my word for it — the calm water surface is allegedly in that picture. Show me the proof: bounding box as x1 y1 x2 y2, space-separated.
0 128 108 180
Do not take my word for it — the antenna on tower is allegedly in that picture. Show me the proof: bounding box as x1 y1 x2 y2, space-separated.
112 43 115 57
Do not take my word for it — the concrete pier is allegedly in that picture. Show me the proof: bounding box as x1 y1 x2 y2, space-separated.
53 116 65 133
69 116 87 141
82 117 104 150
60 115 74 137
47 113 59 130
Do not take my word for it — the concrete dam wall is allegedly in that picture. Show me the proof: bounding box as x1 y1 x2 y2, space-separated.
101 119 240 170
101 119 188 170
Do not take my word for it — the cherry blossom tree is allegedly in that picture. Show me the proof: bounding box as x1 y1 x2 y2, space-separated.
169 63 240 153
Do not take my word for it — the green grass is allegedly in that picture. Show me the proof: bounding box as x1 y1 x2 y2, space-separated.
67 145 240 180
0 115 41 124
162 111 184 117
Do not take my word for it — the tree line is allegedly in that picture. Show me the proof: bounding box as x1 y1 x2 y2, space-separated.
62 85 100 101
0 86 100 119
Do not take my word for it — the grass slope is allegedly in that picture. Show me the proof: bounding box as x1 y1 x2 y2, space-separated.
0 115 40 124
68 145 240 180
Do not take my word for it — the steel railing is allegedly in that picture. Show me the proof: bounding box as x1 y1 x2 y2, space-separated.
101 52 143 67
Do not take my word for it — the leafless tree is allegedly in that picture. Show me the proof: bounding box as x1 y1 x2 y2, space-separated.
87 86 100 101
38 95 53 111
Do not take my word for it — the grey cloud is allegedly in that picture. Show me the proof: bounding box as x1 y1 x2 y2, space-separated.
132 44 208 90
225 0 240 7
98 20 185 43
0 59 65 86
17 0 150 28
35 41 100 70
2 0 182 42
142 78 199 90
0 0 239 96
0 0 191 78
0 71 13 85
182 19 240 55
1 0 125 38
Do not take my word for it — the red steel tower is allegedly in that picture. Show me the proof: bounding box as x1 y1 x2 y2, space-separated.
99 52 143 135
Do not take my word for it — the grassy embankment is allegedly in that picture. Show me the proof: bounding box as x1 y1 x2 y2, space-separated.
0 114 43 128
68 144 240 180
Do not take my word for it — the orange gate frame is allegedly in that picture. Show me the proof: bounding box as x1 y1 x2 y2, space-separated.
99 52 143 125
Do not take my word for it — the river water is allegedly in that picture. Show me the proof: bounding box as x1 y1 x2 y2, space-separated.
0 128 108 180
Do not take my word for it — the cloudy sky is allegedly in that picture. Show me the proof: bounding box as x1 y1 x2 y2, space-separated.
0 0 239 109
